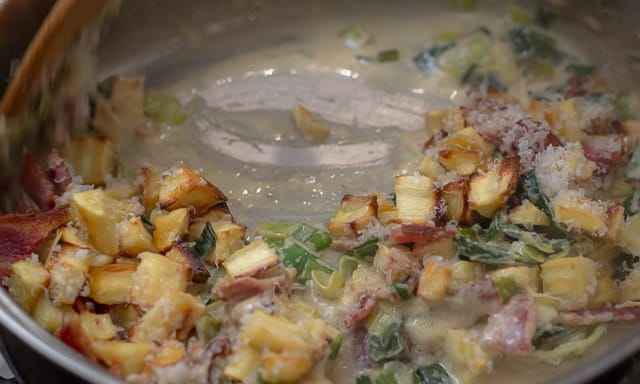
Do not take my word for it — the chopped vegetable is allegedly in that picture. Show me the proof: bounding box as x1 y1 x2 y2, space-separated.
436 32 495 80
329 333 344 359
144 93 193 125
377 49 400 62
340 26 373 50
279 243 333 280
534 5 555 28
366 318 406 363
291 224 332 251
414 363 454 384
565 64 597 76
413 43 455 76
311 270 344 299
392 283 411 300
508 27 562 64
193 222 216 259
353 237 379 258
494 276 518 302
508 5 534 26
534 325 606 365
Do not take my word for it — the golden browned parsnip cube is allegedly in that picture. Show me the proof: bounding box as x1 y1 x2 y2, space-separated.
149 340 186 367
448 261 485 292
618 213 640 256
222 239 279 279
66 136 116 185
92 340 152 377
412 237 458 259
468 157 519 218
394 175 436 225
130 291 204 343
442 179 470 224
224 346 261 382
9 260 50 312
260 351 313 383
551 191 608 236
540 257 597 310
79 311 117 341
441 107 465 133
59 226 90 248
119 216 157 256
140 167 161 214
588 269 620 308
440 126 492 158
545 98 581 142
158 165 227 214
374 194 398 226
240 310 315 354
48 245 92 305
327 194 378 238
152 208 190 252
71 189 119 255
130 252 189 308
438 149 481 175
89 263 137 305
508 202 550 226
32 293 66 332
188 221 246 265
620 267 640 302
195 202 234 224
165 243 210 283
417 260 451 300
419 155 445 178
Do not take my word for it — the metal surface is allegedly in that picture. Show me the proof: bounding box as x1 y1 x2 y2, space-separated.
0 1 639 383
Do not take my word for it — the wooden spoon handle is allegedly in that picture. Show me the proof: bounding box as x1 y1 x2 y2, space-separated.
0 0 107 118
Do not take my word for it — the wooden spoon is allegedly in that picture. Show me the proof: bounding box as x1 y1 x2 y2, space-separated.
0 0 108 118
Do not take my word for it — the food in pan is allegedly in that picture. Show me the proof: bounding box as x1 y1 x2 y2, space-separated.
3 2 640 384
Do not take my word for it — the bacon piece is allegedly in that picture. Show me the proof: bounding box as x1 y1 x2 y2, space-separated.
0 206 70 280
47 149 73 193
582 134 624 171
21 149 57 211
57 313 99 362
558 306 640 326
482 294 536 355
343 291 380 329
212 275 288 302
389 224 456 244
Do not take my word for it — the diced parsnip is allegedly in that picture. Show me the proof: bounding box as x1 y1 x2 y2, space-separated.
89 263 137 305
604 204 624 242
545 98 581 142
188 222 246 265
165 243 210 283
529 99 548 122
412 237 458 259
222 239 279 279
130 291 204 343
441 107 465 133
425 109 445 134
79 311 117 341
340 264 387 309
551 191 608 236
419 155 445 178
588 268 620 308
417 260 451 301
194 202 235 223
71 189 119 255
152 208 190 252
104 183 138 200
492 41 519 85
440 126 493 158
445 328 491 375
508 202 550 226
622 120 640 142
376 194 398 226
373 244 420 284
620 267 640 302
32 293 66 332
489 266 541 294
109 305 141 331
240 311 315 354
261 351 313 383
131 252 189 308
395 175 437 225
140 167 161 214
442 179 470 224
92 340 152 377
149 340 186 367
224 346 262 382
158 165 227 214
48 245 92 305
66 136 116 185
438 149 481 175
59 226 90 248
468 157 519 218
119 216 157 256
327 194 378 238
448 261 484 292
618 214 640 256
292 105 331 144
92 76 145 144
540 257 597 310
9 260 50 312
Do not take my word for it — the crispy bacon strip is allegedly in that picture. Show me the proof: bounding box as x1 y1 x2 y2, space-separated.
21 149 57 211
212 275 288 302
47 149 73 193
558 306 640 326
343 291 380 329
0 205 70 280
482 294 536 355
389 224 456 244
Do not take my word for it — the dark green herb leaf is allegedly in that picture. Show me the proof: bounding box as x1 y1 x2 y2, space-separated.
366 319 407 363
460 63 480 84
280 243 310 276
508 27 562 64
623 189 640 218
353 237 379 258
194 222 216 259
291 224 332 251
516 170 553 217
357 375 375 384
375 370 399 384
377 49 400 63
456 227 518 265
565 64 597 76
534 5 555 29
392 283 412 300
413 43 455 76
414 363 453 384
